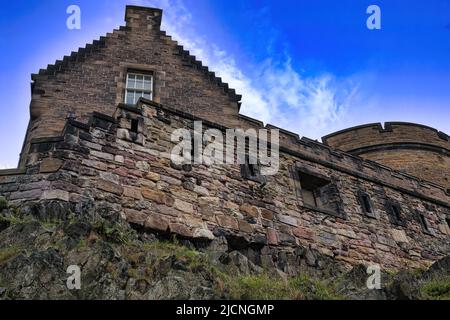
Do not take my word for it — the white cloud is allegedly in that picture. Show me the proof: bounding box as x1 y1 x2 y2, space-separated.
134 0 361 139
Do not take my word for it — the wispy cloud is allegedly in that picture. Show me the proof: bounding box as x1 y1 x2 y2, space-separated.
135 0 361 139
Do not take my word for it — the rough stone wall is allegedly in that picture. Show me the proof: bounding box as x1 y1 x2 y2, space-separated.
1 102 449 270
322 122 450 188
22 6 241 166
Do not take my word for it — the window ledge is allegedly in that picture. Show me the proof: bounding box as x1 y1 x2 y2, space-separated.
302 204 346 220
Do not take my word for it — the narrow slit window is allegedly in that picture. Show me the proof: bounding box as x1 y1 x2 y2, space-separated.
418 213 431 234
385 201 405 226
125 72 153 105
358 191 376 218
362 195 372 213
131 119 139 133
240 136 265 184
392 205 402 222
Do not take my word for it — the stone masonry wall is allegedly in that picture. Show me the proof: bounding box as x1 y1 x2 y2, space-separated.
22 6 241 166
1 101 449 271
322 122 450 188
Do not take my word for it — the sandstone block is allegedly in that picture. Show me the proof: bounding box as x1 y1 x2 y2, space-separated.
145 215 169 232
278 214 298 227
240 204 259 217
238 220 253 233
169 223 193 238
125 209 147 225
193 228 215 240
97 179 124 195
216 215 238 230
123 186 143 200
266 228 278 246
40 158 63 173
146 172 160 182
174 199 194 214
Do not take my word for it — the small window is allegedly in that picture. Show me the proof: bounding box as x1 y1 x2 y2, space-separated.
125 72 153 105
418 213 431 235
392 205 402 221
130 119 139 133
240 137 266 184
385 201 406 226
241 156 266 184
357 191 376 218
297 170 343 217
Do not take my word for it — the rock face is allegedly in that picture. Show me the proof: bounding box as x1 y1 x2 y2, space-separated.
0 204 448 300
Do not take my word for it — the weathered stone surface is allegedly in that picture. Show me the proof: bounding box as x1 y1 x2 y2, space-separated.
40 158 63 173
174 199 194 214
97 179 123 195
216 215 239 230
123 186 143 200
240 204 259 217
193 228 215 240
391 229 409 243
278 215 298 227
169 223 193 238
125 208 147 225
145 215 169 232
42 190 70 201
141 188 174 206
266 228 279 245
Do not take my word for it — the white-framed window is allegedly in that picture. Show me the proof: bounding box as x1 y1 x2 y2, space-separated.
125 72 153 105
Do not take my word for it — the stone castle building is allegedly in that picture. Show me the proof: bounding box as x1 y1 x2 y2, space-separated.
0 6 449 270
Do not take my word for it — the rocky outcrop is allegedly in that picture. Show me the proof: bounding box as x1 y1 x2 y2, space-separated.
0 201 448 300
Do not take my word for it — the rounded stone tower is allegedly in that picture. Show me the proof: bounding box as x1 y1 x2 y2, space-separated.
322 122 450 189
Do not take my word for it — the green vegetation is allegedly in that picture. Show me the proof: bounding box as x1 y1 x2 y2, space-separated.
0 246 22 265
92 219 135 244
219 272 342 300
420 276 450 300
0 215 31 226
0 197 8 211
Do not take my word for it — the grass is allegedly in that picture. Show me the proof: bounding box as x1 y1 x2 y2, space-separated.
0 215 31 226
420 276 450 300
0 246 22 265
0 197 7 211
221 273 342 300
92 219 135 244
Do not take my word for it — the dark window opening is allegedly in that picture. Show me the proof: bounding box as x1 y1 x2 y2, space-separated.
241 156 265 184
392 205 402 221
385 201 406 226
418 213 431 234
131 119 139 133
240 136 265 184
362 196 372 213
297 170 343 217
446 217 450 229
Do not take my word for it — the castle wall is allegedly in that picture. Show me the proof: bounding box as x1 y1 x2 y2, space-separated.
23 6 241 166
322 122 450 188
1 102 449 271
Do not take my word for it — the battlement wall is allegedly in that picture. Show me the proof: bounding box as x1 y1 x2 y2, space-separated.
1 101 449 270
322 122 450 188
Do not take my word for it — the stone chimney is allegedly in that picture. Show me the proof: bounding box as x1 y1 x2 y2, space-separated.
125 5 162 30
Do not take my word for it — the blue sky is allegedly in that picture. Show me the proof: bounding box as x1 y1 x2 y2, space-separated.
1 0 450 168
